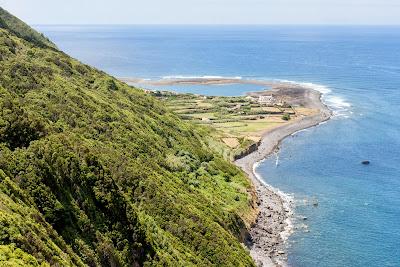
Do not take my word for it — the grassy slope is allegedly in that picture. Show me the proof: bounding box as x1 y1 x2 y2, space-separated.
0 9 256 267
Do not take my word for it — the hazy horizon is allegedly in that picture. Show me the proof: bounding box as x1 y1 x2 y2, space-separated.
32 24 400 26
1 0 400 26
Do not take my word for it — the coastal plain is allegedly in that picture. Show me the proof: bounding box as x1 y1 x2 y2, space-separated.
123 77 331 266
122 77 321 160
0 6 331 266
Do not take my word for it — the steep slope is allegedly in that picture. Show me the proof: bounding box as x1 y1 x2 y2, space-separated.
0 7 56 49
0 8 257 267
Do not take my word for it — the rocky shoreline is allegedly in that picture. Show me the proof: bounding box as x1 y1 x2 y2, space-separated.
235 86 331 266
120 76 332 266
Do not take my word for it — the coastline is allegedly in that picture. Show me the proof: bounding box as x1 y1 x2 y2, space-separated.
120 76 333 266
119 76 275 87
235 88 331 267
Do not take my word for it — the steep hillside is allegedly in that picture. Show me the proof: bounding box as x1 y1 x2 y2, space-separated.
0 7 56 49
0 8 257 267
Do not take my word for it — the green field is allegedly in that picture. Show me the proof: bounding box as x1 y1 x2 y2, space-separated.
0 8 260 266
151 91 304 160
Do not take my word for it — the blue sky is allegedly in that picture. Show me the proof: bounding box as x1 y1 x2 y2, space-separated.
1 0 400 25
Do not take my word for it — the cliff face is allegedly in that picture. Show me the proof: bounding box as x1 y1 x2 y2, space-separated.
0 8 256 267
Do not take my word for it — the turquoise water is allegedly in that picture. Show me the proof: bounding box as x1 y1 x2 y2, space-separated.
133 82 269 96
37 25 400 267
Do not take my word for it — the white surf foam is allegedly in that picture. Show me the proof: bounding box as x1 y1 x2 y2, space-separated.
156 76 351 118
253 159 295 243
161 75 242 80
278 80 352 118
247 79 351 261
275 153 280 167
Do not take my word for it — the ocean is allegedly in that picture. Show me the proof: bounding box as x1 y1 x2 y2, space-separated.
37 25 400 267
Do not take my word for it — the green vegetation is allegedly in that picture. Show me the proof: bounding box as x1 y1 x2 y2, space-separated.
0 8 257 266
281 113 291 121
0 7 56 49
152 91 297 160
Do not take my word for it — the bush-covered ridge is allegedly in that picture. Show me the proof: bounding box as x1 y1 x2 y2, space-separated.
0 8 257 266
0 7 56 49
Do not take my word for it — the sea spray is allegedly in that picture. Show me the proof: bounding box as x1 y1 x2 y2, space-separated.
42 25 400 267
253 159 295 243
278 80 352 118
161 75 243 80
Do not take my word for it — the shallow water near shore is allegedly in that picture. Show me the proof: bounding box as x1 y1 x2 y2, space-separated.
258 116 400 266
38 25 400 266
132 82 268 96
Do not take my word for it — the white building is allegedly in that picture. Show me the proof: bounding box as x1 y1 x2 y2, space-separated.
258 95 274 105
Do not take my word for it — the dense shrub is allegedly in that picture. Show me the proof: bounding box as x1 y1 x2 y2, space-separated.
282 113 291 121
0 8 256 267
0 98 46 150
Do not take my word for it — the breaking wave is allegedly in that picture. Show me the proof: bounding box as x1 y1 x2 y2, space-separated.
279 80 352 118
161 75 243 80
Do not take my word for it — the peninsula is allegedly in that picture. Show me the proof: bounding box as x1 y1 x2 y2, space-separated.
125 77 332 266
0 7 330 266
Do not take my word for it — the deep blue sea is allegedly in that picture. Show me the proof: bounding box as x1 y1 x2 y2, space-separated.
37 25 400 267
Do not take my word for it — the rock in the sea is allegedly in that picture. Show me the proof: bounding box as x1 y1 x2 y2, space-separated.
362 160 370 165
302 216 308 220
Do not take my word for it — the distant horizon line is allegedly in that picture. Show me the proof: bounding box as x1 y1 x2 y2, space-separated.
33 23 400 27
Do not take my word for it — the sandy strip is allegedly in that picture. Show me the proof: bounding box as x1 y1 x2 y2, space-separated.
119 77 276 87
235 89 331 266
120 76 331 266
